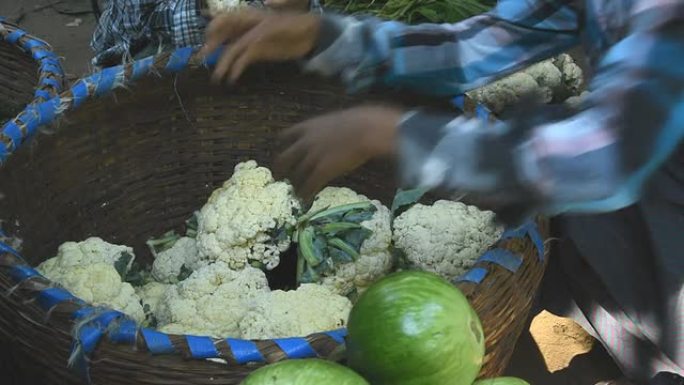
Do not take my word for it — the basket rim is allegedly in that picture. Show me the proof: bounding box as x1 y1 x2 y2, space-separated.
0 17 65 157
0 45 544 370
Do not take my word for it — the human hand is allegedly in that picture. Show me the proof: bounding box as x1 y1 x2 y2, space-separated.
275 106 405 201
201 9 321 84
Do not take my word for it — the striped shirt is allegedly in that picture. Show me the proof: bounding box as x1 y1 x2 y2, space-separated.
304 0 684 222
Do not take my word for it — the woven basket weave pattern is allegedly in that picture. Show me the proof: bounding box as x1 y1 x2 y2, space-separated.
0 48 546 384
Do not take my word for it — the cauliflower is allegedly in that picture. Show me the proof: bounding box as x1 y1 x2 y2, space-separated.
153 261 270 338
206 0 244 15
392 200 503 281
39 237 134 271
304 187 393 296
39 262 145 323
151 237 201 283
196 160 301 271
468 55 584 114
36 238 145 322
136 281 171 318
565 91 591 109
239 284 352 340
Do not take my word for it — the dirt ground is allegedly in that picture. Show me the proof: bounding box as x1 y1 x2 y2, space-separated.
0 1 624 384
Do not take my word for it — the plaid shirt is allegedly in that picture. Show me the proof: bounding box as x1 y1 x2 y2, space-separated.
305 0 684 219
91 0 323 66
304 0 684 379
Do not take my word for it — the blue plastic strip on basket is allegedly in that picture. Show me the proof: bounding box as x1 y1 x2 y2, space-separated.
93 67 120 97
226 338 265 364
202 46 224 68
34 89 52 100
141 328 176 354
40 77 62 90
8 265 41 282
456 267 488 284
6 29 27 44
33 50 57 60
109 319 138 344
324 329 346 344
477 249 523 273
166 47 193 73
3 121 22 147
72 306 97 320
0 142 7 160
273 338 317 359
40 62 63 76
132 56 154 80
37 98 60 125
37 287 77 310
71 80 89 108
22 39 46 51
186 335 220 359
501 221 544 260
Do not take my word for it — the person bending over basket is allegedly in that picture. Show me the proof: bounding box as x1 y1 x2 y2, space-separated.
201 1 684 384
91 0 321 67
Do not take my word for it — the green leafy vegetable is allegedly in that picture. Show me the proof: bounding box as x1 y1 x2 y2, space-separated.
391 187 430 217
324 0 493 24
146 230 181 257
114 252 134 279
177 265 193 282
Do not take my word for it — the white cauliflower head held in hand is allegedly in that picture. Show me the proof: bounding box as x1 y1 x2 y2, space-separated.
392 201 503 280
298 187 393 296
196 160 301 271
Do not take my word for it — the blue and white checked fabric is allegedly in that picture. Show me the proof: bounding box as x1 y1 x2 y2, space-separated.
91 0 323 66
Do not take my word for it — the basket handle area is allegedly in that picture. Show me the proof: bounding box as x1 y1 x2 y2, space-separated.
0 41 495 165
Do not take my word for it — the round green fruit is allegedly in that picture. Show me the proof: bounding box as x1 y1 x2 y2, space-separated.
346 271 484 385
241 359 369 385
474 377 531 385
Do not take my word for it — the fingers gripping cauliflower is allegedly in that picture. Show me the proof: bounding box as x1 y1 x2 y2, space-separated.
392 201 504 281
37 238 145 323
239 284 352 340
154 261 270 338
196 161 301 271
304 187 393 296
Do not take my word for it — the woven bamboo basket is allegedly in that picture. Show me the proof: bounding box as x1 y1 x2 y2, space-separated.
0 16 65 385
0 47 547 384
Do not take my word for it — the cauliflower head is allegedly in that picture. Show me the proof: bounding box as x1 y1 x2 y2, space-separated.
151 237 201 283
153 261 270 338
196 160 301 271
239 284 352 340
39 261 145 323
207 0 244 15
136 281 171 318
38 237 134 272
308 187 393 295
468 55 584 114
392 200 503 281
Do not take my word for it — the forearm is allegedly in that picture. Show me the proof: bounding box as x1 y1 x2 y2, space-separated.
304 0 581 95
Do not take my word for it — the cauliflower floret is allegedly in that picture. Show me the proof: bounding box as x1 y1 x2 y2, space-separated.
239 284 352 340
554 53 584 94
196 160 301 270
153 261 270 338
565 90 591 109
207 0 244 14
39 262 145 323
136 281 171 317
151 237 200 283
392 201 504 281
42 237 134 270
308 187 393 295
468 55 584 114
468 72 541 114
